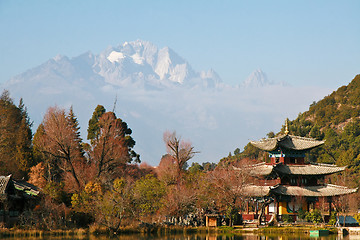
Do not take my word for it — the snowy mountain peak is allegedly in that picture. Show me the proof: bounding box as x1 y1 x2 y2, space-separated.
107 51 126 63
241 69 272 88
40 40 219 89
53 54 68 62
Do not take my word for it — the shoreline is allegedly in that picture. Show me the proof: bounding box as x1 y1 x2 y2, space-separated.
0 225 353 238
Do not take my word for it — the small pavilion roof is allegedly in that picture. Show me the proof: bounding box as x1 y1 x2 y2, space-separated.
274 163 346 176
271 184 357 197
250 134 325 152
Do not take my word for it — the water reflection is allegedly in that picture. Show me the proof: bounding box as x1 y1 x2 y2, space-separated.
0 233 353 240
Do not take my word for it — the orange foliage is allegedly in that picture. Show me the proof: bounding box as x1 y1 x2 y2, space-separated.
28 162 46 189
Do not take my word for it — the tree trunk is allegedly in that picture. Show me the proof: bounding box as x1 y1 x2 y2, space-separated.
257 199 272 226
65 156 81 189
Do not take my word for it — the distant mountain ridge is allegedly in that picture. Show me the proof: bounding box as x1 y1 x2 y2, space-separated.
1 40 323 166
6 40 283 91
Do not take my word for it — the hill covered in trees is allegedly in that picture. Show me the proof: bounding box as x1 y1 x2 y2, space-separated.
222 74 360 187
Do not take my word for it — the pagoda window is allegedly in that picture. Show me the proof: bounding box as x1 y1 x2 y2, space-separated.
290 178 297 185
301 178 308 185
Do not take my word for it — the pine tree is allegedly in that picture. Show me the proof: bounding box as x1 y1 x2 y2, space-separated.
67 106 84 155
0 90 33 179
87 105 106 144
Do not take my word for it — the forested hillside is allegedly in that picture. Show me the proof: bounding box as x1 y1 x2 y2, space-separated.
223 75 360 187
287 74 360 187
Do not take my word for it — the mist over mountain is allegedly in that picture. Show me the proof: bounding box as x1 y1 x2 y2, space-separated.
1 40 331 165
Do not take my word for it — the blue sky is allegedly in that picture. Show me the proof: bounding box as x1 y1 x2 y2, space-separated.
0 0 359 88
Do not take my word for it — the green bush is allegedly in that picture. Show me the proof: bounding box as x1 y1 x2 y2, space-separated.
328 212 337 226
305 209 323 224
354 213 360 224
282 214 293 223
297 209 306 220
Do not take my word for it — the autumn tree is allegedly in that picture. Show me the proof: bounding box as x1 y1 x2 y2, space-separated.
33 106 85 190
132 174 165 222
205 165 250 226
163 131 197 183
87 107 140 184
72 178 135 232
156 154 177 185
0 90 33 179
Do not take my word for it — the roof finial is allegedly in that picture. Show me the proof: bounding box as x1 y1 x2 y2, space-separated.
285 118 289 135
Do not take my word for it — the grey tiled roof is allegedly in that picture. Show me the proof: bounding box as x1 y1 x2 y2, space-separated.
234 162 274 176
274 163 346 176
271 184 358 197
243 185 272 197
236 162 346 176
250 134 325 151
0 175 11 195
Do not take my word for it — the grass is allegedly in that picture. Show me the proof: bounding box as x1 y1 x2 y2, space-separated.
0 228 88 238
0 224 341 238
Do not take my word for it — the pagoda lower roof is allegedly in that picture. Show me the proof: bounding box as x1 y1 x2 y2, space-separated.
237 162 274 176
250 134 325 151
242 185 272 197
242 184 357 198
271 184 357 197
236 162 346 176
274 163 346 176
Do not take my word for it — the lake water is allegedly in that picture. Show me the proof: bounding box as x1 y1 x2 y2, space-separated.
1 232 357 240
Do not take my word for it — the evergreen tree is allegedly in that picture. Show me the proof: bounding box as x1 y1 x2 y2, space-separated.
87 105 106 144
67 106 84 155
0 90 33 179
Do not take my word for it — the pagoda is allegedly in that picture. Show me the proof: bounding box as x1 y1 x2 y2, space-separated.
241 120 357 223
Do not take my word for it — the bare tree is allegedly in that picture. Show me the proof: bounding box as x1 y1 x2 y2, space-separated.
206 165 249 226
156 154 178 185
163 131 197 183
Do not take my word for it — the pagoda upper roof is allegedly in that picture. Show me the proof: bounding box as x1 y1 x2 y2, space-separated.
250 134 325 151
271 184 357 197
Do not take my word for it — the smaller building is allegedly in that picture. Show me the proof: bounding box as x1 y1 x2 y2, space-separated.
205 214 220 227
0 175 40 226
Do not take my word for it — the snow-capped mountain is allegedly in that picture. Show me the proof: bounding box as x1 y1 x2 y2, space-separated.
6 40 222 92
240 69 289 88
241 69 272 88
94 40 222 89
1 40 326 166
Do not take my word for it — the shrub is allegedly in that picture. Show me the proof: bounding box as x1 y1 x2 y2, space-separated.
297 209 306 220
328 212 337 226
305 209 323 224
282 214 293 223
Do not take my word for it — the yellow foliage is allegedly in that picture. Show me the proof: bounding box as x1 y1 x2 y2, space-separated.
84 181 102 194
